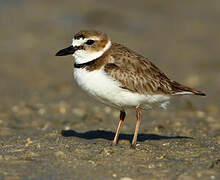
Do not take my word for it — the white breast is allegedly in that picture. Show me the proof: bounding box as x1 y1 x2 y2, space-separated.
73 68 170 110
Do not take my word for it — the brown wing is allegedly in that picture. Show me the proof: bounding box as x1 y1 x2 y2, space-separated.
104 43 206 96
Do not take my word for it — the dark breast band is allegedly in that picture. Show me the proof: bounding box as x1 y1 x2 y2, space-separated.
74 59 97 69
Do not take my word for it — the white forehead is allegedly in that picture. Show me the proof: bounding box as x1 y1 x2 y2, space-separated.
72 36 101 46
72 38 86 46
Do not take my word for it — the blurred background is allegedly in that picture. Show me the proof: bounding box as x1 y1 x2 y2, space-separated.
0 0 220 179
1 0 219 107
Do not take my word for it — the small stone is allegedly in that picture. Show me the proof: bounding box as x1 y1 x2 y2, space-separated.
38 108 46 115
118 139 130 145
102 147 114 156
211 175 216 179
148 164 155 168
11 106 19 113
88 160 96 166
120 177 133 180
162 142 170 146
25 138 33 147
54 151 65 157
72 108 86 117
157 153 167 159
104 107 112 114
59 106 66 114
195 110 205 118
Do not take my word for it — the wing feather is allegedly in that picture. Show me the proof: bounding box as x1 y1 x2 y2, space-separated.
104 43 205 96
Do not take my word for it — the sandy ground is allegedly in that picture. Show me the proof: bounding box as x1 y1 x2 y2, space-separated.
0 0 220 179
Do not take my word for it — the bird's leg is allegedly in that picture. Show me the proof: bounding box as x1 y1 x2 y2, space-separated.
131 107 142 148
112 110 126 146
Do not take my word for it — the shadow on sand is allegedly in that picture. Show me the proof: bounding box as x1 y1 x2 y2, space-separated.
61 129 193 143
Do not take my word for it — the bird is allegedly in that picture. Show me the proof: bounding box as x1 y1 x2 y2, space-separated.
55 30 206 148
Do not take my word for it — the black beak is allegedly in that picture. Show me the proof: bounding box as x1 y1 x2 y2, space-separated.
55 45 76 56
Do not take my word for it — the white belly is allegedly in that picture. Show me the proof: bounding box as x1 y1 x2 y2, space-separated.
73 68 170 110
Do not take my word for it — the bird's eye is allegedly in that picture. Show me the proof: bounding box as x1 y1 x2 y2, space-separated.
86 40 95 45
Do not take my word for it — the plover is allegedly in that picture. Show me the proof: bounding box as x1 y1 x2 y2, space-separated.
56 30 205 148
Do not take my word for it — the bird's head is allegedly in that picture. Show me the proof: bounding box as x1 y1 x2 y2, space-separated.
55 30 111 64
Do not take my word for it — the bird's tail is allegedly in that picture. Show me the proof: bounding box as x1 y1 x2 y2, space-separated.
171 80 206 96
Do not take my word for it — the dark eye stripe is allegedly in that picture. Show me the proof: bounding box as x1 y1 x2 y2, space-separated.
86 40 95 45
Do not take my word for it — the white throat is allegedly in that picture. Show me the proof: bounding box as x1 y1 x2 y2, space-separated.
72 40 111 64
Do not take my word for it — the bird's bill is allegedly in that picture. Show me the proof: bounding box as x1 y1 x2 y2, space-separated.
55 45 75 56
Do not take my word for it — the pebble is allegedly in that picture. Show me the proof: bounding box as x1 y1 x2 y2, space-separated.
195 110 205 118
118 139 130 146
104 106 112 114
38 108 46 115
112 174 117 177
120 177 133 180
72 108 86 117
54 151 65 157
25 138 33 147
59 106 66 114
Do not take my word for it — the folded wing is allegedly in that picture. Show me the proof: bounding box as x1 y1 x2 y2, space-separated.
104 43 206 96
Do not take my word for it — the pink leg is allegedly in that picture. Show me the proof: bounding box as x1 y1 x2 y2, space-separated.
112 110 126 145
131 107 142 148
